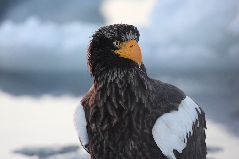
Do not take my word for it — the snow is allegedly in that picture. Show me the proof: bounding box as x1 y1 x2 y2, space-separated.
206 121 239 159
0 91 89 159
152 96 201 159
74 105 89 150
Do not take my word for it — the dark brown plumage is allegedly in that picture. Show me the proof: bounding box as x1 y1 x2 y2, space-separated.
78 24 207 159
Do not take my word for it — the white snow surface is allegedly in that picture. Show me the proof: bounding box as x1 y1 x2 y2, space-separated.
152 96 201 159
74 105 89 150
0 91 90 159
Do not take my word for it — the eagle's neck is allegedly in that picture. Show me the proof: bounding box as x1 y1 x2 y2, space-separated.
84 67 154 134
92 67 153 110
95 67 149 91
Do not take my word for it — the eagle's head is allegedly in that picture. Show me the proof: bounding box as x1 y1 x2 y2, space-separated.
88 24 143 78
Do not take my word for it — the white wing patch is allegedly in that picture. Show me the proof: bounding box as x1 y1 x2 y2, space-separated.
74 105 89 150
152 96 201 159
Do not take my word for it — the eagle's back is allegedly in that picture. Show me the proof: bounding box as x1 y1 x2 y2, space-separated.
80 71 204 159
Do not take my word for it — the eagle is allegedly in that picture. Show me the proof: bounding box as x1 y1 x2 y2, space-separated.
74 24 207 159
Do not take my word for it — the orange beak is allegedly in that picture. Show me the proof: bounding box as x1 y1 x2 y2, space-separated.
114 40 142 67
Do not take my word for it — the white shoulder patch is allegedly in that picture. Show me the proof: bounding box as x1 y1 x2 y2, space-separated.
74 105 89 150
152 96 201 159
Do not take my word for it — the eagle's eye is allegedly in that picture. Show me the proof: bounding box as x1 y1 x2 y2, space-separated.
113 41 121 48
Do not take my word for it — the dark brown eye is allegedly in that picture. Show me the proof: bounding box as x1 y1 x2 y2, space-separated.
113 41 120 47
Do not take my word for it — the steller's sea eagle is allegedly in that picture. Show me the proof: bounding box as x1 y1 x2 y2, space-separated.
74 24 207 159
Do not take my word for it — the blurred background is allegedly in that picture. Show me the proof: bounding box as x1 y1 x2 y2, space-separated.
0 0 238 159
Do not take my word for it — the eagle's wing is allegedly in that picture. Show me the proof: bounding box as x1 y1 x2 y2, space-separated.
152 96 206 159
74 105 89 152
